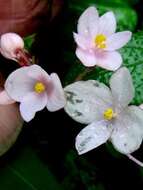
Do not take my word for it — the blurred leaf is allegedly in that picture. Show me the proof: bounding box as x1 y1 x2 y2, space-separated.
24 34 35 51
0 147 63 190
64 31 143 105
62 150 102 190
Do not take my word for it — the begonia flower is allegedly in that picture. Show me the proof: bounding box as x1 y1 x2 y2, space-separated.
0 33 32 66
64 67 143 166
73 6 132 71
5 65 66 122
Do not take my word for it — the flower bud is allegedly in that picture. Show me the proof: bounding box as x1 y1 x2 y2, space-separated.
0 32 32 66
0 32 24 61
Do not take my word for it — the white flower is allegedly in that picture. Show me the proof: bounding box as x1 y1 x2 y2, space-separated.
74 6 132 71
64 67 143 166
5 65 66 122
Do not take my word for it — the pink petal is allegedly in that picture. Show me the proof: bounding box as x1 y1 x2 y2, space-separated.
5 66 35 101
77 6 99 37
27 64 50 81
46 73 66 112
98 12 116 36
73 33 90 50
106 31 132 50
76 48 97 67
20 92 47 122
96 51 122 71
0 90 15 104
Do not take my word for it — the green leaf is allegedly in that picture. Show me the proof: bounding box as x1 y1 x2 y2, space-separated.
64 31 143 105
0 147 63 190
24 34 35 51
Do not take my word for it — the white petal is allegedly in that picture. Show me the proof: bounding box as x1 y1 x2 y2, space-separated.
96 51 122 71
98 12 116 36
73 33 90 50
0 90 15 104
76 120 112 155
46 73 66 112
76 48 97 67
109 67 135 110
27 64 50 80
20 92 47 122
5 66 35 101
77 6 99 37
111 106 143 154
64 80 113 124
106 31 132 50
139 104 143 109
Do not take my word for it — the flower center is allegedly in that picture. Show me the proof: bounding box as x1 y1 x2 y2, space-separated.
94 34 106 49
103 108 116 120
34 82 45 93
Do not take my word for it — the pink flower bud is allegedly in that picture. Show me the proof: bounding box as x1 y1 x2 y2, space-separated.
0 32 32 66
0 32 24 61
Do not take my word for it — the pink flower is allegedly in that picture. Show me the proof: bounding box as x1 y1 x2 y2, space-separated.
4 65 66 122
0 33 32 66
74 6 132 71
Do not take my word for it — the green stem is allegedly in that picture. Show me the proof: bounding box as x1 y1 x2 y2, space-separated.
75 67 95 81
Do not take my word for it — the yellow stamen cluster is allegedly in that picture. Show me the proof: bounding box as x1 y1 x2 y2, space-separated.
103 108 116 120
34 82 45 93
94 34 106 49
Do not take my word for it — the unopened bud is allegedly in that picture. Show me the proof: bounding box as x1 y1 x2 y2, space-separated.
0 33 32 66
0 33 24 61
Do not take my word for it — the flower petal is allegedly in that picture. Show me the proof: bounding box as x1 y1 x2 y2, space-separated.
109 67 134 110
76 48 97 67
77 6 99 37
111 106 143 154
64 80 113 124
0 90 15 104
27 64 50 81
76 120 112 155
20 92 47 122
46 73 66 112
0 104 23 156
98 12 116 36
73 33 90 50
96 51 122 71
5 66 35 101
106 31 132 50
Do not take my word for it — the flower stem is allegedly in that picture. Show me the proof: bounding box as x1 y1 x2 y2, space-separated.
127 154 143 167
75 67 95 81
